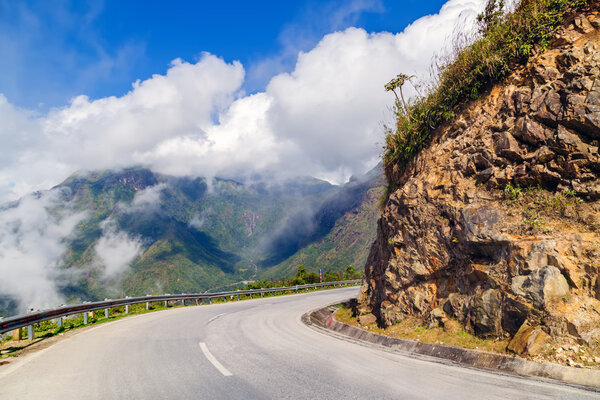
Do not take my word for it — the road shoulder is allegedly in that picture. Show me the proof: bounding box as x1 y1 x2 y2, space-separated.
302 303 600 391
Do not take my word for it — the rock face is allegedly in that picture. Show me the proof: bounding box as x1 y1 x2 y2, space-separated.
359 13 600 354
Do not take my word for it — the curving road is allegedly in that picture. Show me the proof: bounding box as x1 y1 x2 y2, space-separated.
0 287 598 399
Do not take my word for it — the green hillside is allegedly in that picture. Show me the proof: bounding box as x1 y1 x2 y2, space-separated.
38 166 384 304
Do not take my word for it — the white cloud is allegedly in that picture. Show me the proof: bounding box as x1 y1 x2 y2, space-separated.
0 0 485 202
0 189 86 312
119 183 166 214
94 228 143 279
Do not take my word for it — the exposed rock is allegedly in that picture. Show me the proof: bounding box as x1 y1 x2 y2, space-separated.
514 117 553 145
358 22 600 354
470 289 503 336
574 15 595 34
494 131 523 161
508 323 551 356
358 313 377 326
511 266 570 308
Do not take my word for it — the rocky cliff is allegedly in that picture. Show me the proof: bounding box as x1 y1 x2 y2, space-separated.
358 11 600 363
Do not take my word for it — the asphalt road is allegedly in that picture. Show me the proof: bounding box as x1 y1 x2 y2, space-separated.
0 287 598 399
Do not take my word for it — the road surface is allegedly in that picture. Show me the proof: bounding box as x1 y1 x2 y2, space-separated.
0 287 598 399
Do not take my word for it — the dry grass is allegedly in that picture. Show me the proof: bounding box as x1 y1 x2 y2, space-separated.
334 307 509 354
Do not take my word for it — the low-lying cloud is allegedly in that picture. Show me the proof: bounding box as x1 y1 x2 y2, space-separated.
0 189 86 313
94 225 143 280
0 0 485 203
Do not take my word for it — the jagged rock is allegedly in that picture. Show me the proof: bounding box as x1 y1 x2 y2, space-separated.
494 131 524 161
470 289 502 336
443 293 468 322
461 206 509 244
508 323 551 356
511 266 570 308
557 48 585 71
574 15 595 34
428 307 447 328
514 117 553 145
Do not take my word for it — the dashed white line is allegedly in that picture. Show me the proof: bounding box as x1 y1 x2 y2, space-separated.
199 342 233 376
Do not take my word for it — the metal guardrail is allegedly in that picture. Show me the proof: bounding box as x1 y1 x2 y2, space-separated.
0 280 361 337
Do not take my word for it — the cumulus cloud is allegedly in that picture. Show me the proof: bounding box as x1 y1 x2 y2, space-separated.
0 189 86 312
0 0 485 204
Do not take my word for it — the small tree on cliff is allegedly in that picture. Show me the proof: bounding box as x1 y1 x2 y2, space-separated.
385 73 414 121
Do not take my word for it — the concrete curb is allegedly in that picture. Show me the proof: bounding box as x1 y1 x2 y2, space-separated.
302 304 600 390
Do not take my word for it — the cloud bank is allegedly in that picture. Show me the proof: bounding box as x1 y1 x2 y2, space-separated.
0 190 86 312
0 0 485 204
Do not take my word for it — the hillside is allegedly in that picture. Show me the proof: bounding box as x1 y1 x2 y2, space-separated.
0 165 382 316
359 1 600 366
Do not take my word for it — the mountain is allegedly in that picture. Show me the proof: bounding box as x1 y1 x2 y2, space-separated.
0 165 382 315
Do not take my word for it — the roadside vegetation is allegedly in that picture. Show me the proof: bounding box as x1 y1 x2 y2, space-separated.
383 0 591 188
334 307 509 354
245 265 361 289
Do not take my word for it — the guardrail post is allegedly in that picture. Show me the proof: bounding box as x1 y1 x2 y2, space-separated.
195 298 199 305
12 328 22 341
165 300 168 308
57 317 62 328
261 291 264 298
125 304 129 314
83 312 88 325
146 302 150 310
237 292 240 301
27 325 34 340
209 298 212 304
295 285 298 293
105 308 109 319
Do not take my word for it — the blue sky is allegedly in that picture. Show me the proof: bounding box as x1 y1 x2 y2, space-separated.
0 0 484 202
0 0 447 109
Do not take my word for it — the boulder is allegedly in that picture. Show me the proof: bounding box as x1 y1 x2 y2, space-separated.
511 266 570 308
508 323 551 356
358 313 377 326
470 289 502 336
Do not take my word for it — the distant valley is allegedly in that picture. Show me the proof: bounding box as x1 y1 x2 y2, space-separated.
0 166 383 316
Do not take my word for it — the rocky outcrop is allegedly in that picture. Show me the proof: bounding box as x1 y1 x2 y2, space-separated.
359 12 600 361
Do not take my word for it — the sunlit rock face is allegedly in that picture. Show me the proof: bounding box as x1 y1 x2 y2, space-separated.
359 14 600 354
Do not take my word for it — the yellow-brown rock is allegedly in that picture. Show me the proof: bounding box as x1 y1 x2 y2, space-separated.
358 13 600 351
508 323 551 356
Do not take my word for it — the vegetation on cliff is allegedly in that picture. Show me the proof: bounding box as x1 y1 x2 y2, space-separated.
384 0 592 187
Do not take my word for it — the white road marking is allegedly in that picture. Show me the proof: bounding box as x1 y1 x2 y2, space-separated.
199 342 233 376
207 313 225 324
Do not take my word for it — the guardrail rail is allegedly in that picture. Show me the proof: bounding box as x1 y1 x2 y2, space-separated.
0 280 361 339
